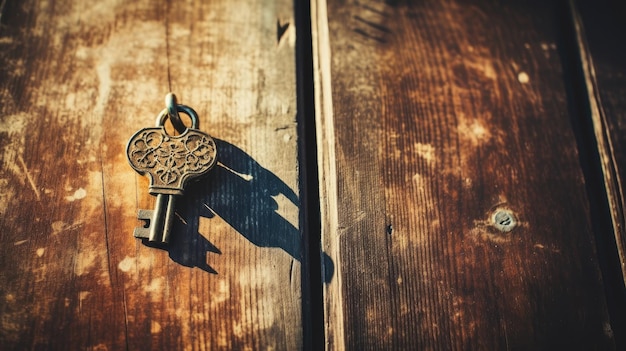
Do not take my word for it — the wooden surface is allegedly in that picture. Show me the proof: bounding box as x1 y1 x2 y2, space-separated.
575 0 626 285
0 0 302 349
2 0 626 349
566 0 626 344
313 0 616 349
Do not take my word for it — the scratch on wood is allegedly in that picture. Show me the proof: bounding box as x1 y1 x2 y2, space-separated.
122 289 130 350
99 160 114 288
18 155 40 201
78 291 90 312
218 162 254 181
175 211 187 225
51 221 84 235
354 15 391 34
204 202 217 216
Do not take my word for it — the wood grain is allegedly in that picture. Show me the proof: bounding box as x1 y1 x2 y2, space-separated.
564 1 626 346
574 0 626 286
313 0 615 349
0 0 302 349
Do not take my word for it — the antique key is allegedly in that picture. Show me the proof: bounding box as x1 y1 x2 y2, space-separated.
126 94 217 243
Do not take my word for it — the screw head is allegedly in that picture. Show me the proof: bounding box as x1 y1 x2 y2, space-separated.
492 209 517 232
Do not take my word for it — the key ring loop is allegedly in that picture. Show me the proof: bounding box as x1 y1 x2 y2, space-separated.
155 104 200 130
165 93 188 133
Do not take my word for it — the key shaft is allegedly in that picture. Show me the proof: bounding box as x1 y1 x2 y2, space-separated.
149 194 177 243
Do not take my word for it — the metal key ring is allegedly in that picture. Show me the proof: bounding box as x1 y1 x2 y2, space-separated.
155 104 200 130
165 93 187 133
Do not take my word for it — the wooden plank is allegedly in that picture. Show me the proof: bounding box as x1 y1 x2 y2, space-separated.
313 0 615 349
563 1 626 347
311 0 345 348
573 0 626 286
0 0 302 349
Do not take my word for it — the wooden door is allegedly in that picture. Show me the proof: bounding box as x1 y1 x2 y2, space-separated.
1 0 625 350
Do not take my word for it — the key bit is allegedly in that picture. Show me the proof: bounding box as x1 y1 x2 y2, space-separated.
126 94 217 243
133 209 153 239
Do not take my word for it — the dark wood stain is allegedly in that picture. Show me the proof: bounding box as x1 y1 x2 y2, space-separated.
316 0 616 349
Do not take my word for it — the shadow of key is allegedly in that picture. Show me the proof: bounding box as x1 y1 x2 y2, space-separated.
143 139 300 273
143 139 335 282
143 223 221 274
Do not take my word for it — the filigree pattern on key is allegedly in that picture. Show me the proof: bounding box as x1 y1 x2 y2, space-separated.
127 128 217 194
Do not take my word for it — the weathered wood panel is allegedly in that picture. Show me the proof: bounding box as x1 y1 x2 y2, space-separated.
565 0 626 346
0 0 302 349
574 0 626 285
313 0 615 349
